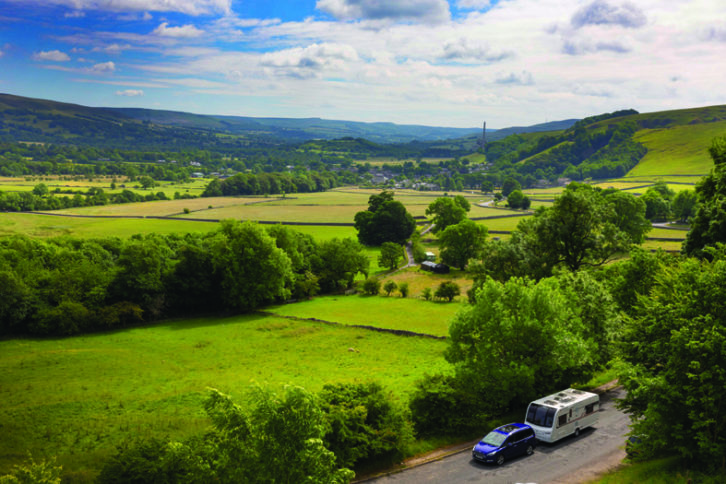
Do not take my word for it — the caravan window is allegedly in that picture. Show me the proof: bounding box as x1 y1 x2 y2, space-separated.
558 414 567 427
526 404 557 428
585 403 595 414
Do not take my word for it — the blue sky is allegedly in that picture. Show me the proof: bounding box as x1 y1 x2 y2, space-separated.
1 0 725 128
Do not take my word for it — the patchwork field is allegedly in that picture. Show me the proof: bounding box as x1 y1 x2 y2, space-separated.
0 313 450 476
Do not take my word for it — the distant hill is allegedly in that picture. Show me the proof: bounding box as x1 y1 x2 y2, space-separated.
0 93 486 145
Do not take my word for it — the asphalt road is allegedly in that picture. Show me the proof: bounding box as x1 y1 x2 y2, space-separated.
371 387 630 484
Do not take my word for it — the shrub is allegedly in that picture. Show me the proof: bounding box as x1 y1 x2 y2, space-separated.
383 280 397 296
398 282 409 298
362 277 381 296
421 287 432 301
434 281 460 302
319 382 413 469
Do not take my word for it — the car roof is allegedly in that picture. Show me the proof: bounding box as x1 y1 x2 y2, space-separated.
495 423 529 435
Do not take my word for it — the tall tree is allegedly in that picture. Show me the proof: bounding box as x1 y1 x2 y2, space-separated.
425 196 469 233
378 242 404 271
213 220 293 311
438 219 487 270
617 250 726 466
684 136 726 257
354 191 416 245
446 276 598 413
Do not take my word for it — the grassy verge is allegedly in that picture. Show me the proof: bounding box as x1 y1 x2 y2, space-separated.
592 456 726 484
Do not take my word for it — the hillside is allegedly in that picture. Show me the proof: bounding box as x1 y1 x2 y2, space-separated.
0 93 482 145
481 106 726 183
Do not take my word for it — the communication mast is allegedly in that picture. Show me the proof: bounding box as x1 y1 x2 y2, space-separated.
480 121 487 151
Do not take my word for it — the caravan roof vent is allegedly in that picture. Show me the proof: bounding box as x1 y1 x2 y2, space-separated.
544 399 559 406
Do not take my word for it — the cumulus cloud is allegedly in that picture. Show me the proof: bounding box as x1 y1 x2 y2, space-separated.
152 22 204 38
316 0 450 24
562 39 630 55
33 50 71 61
260 43 359 78
441 38 513 63
571 0 646 29
11 0 230 16
91 61 115 73
116 89 143 96
495 70 534 85
456 0 491 9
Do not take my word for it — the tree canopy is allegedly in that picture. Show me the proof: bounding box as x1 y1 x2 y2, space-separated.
684 136 726 257
425 196 470 233
354 191 416 246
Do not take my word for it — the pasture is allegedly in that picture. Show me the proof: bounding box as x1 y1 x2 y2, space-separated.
0 175 210 198
267 289 466 338
629 120 726 176
0 313 449 476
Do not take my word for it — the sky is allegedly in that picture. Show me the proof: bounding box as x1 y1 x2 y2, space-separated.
0 0 725 129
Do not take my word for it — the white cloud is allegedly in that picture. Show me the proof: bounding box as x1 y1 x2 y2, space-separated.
33 50 71 62
441 38 513 62
116 89 143 96
571 0 647 29
10 0 230 16
91 61 115 73
260 43 359 78
92 43 130 53
64 10 85 18
495 70 534 85
152 22 204 38
316 0 450 24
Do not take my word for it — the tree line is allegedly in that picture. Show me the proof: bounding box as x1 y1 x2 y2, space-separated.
0 222 370 337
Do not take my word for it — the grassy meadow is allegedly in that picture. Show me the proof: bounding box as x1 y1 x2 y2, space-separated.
0 175 210 198
629 120 726 176
267 291 467 338
0 313 450 477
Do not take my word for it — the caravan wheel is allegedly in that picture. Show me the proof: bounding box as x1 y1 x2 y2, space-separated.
574 427 580 437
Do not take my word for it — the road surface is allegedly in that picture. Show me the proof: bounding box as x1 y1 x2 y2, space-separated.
370 387 630 484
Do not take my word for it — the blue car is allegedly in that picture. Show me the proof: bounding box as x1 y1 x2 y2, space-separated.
472 423 536 465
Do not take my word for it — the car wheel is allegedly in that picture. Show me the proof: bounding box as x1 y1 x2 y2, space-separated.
574 428 580 437
496 454 505 466
526 445 534 456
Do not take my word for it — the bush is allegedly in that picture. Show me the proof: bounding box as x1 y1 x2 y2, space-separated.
362 277 381 295
421 287 432 301
408 374 483 438
319 382 413 469
398 282 409 298
383 280 397 296
434 282 460 302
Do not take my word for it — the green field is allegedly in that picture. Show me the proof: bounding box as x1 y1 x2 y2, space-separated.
0 175 210 198
0 212 221 238
0 313 449 476
267 294 462 337
629 120 726 176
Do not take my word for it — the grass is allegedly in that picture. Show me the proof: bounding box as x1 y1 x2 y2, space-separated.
0 213 221 238
0 176 210 198
0 314 449 477
628 120 726 177
591 456 726 484
267 293 464 337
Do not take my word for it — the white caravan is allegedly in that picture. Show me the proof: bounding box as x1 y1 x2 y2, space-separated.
524 388 600 443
